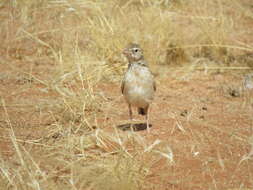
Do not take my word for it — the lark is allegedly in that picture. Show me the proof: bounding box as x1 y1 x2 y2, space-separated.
244 73 253 90
121 43 156 132
244 73 253 109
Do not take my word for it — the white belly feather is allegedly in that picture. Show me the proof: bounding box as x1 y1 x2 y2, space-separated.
123 64 155 108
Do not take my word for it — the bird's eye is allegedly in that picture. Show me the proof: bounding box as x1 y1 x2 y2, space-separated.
134 49 139 53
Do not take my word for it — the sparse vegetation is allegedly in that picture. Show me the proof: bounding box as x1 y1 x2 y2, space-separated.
0 0 252 189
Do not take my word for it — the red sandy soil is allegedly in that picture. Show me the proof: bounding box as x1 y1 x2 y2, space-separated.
0 55 252 189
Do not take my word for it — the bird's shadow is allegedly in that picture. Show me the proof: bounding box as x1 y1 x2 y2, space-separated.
117 123 152 132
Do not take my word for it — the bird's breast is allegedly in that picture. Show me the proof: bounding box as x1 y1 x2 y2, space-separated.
123 65 155 107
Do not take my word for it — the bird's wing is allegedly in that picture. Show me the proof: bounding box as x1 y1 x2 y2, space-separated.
121 77 125 94
153 80 156 91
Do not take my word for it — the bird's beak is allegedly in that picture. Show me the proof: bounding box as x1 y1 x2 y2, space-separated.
123 48 129 56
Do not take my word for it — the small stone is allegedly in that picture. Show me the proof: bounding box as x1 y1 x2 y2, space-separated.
202 106 207 111
229 89 240 97
180 110 188 117
199 115 205 119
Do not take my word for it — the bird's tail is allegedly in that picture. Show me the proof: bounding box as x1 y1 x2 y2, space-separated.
138 107 147 115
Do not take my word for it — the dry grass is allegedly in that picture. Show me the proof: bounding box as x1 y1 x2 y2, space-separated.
0 0 253 189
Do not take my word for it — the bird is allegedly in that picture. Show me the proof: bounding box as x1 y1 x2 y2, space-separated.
121 43 156 132
244 73 253 90
243 73 253 109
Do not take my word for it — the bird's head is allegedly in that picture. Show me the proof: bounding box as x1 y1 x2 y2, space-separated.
123 43 144 62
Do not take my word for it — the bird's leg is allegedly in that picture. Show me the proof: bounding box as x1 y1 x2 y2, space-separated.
128 104 134 132
146 107 150 133
128 104 133 120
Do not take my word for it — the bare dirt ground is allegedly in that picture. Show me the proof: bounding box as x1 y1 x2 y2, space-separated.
0 1 253 189
1 57 253 189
